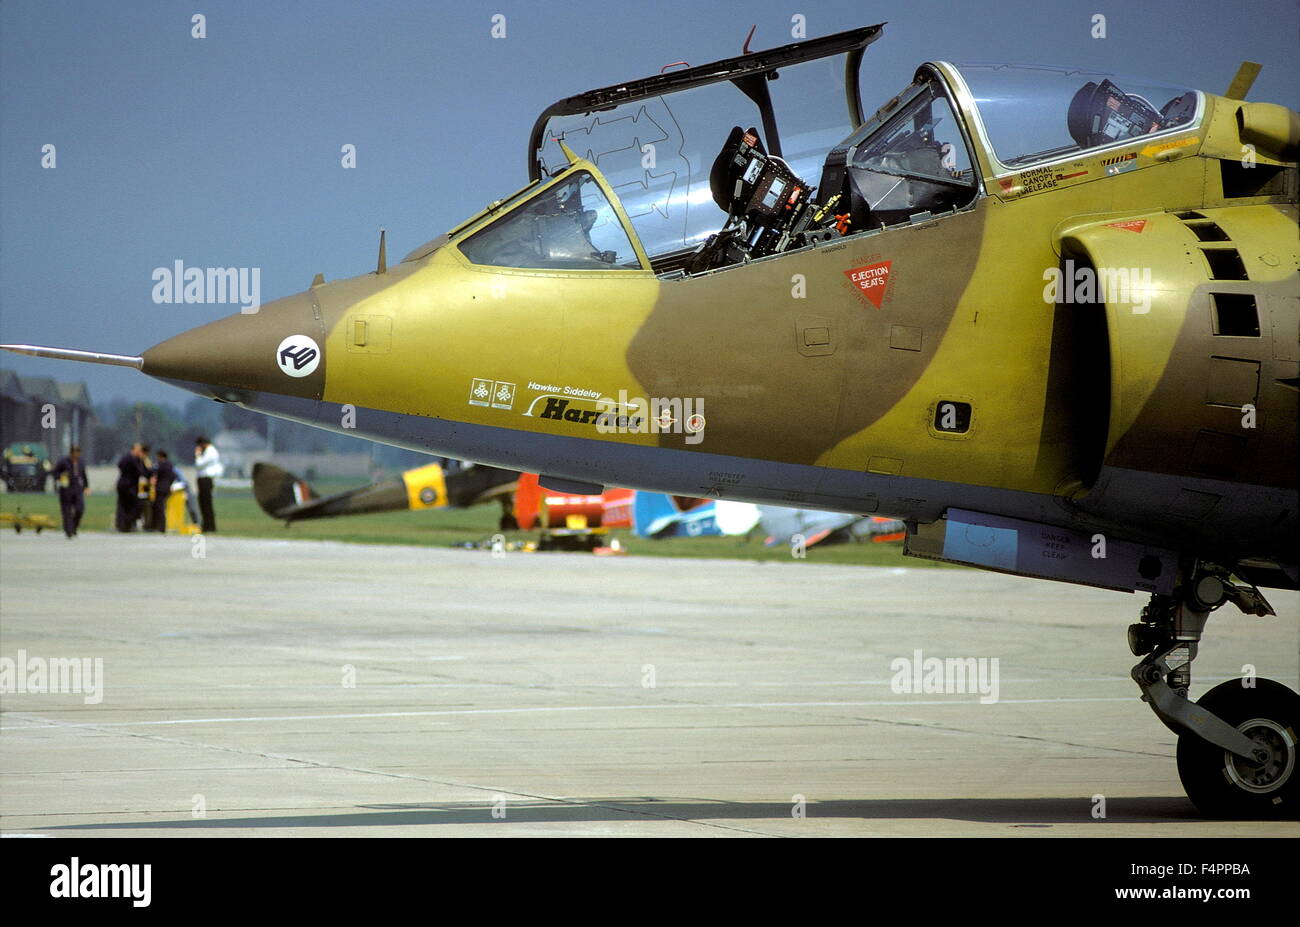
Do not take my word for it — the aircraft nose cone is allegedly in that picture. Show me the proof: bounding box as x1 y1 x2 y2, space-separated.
141 291 326 400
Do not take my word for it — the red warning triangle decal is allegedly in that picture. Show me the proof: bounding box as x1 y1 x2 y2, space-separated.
844 261 892 308
1106 219 1147 233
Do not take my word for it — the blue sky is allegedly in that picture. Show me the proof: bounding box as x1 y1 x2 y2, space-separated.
2 0 1296 406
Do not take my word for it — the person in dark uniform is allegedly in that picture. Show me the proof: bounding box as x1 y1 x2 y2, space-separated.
138 446 154 530
115 442 150 532
150 450 177 533
51 445 90 538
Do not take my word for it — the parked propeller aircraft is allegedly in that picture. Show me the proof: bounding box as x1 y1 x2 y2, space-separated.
757 507 906 548
510 472 633 550
630 492 760 539
628 492 904 548
252 460 519 527
6 24 1297 817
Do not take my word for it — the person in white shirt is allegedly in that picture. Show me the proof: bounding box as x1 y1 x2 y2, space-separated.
194 436 223 532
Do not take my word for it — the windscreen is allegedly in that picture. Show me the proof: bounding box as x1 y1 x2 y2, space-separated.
458 171 641 270
852 82 975 188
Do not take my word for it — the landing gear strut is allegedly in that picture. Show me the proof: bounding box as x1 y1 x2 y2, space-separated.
1128 561 1298 819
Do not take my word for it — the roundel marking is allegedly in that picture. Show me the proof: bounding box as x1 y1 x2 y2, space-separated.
276 335 321 378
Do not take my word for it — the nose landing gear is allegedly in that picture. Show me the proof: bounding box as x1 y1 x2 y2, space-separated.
1128 562 1298 819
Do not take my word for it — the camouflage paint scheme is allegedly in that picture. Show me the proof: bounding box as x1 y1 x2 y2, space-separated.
129 58 1296 589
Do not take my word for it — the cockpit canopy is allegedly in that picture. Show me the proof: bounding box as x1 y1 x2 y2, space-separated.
952 64 1200 168
436 28 1211 275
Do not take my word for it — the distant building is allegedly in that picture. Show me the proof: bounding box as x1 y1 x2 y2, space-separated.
212 428 269 479
0 367 97 458
210 428 371 479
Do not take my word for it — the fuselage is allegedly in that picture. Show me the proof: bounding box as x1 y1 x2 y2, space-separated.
138 74 1298 580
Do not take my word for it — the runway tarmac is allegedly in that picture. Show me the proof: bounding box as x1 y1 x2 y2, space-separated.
1 531 1296 837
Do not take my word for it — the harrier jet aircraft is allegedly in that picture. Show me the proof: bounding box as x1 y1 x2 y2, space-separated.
6 24 1298 817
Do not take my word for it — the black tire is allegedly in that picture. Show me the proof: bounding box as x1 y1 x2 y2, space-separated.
1176 678 1300 819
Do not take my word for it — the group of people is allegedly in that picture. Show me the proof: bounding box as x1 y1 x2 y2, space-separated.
48 437 222 538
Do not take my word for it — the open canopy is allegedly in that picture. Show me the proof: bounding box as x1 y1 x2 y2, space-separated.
528 25 884 264
492 29 1208 275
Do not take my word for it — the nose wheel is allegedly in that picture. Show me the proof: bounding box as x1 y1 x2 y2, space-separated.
1175 679 1299 818
1128 561 1299 819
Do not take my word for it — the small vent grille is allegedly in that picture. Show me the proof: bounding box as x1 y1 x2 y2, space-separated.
1210 293 1260 336
1187 221 1230 242
1201 248 1249 280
